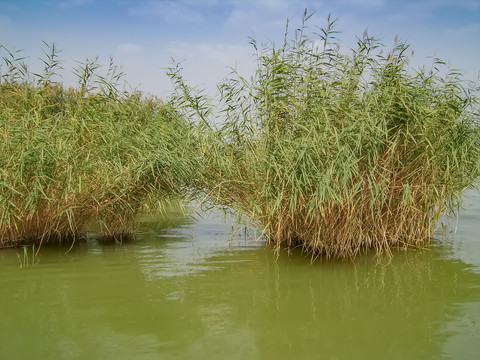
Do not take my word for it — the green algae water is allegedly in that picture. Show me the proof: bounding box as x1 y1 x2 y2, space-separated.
0 193 479 360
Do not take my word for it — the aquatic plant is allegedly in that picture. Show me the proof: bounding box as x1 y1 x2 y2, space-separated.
170 13 480 259
0 43 200 247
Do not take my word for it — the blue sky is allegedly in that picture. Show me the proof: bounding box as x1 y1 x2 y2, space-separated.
1 0 479 97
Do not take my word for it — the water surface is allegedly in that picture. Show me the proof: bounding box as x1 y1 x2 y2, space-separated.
0 193 479 359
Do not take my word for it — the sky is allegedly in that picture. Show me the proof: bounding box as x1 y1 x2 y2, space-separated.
1 0 479 98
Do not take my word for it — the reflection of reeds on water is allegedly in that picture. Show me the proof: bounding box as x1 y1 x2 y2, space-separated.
0 44 200 247
170 12 480 259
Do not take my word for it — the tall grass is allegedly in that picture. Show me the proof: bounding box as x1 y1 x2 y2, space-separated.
170 13 480 259
0 44 200 247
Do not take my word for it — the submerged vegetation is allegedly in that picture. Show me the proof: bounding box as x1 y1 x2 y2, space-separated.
170 13 480 259
0 44 200 247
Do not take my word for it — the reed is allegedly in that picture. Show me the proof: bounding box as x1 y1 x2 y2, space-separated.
0 44 199 247
170 13 480 259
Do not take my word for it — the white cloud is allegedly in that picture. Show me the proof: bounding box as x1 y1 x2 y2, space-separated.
0 13 13 31
59 0 93 9
128 1 205 24
168 41 253 67
117 43 143 55
224 1 304 32
335 0 386 6
225 8 285 32
418 0 479 10
167 41 255 96
444 23 480 40
0 13 12 22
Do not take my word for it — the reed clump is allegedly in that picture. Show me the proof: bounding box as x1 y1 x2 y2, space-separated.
170 13 480 259
0 44 200 247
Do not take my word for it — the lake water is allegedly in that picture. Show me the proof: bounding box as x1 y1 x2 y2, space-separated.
0 192 479 359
